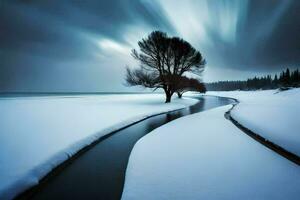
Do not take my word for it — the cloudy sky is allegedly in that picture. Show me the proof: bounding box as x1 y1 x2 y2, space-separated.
0 0 299 92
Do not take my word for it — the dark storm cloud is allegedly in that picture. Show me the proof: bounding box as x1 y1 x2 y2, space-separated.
0 0 174 60
254 0 300 67
237 0 300 69
0 0 174 91
0 1 96 61
188 0 300 71
0 0 299 91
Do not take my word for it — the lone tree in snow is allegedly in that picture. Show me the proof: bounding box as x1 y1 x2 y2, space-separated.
125 31 206 103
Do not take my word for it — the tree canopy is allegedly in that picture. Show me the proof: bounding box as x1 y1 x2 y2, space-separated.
126 31 206 102
175 76 206 98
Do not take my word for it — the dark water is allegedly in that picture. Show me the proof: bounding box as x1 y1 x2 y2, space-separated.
19 96 234 200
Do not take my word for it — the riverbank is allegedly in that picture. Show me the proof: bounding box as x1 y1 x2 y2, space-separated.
122 105 300 200
0 94 197 200
208 88 300 157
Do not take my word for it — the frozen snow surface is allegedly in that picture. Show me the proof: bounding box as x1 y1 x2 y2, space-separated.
0 94 197 200
122 106 300 200
208 89 300 157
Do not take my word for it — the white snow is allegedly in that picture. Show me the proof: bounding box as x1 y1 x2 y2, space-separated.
122 105 300 200
208 89 300 156
0 94 197 200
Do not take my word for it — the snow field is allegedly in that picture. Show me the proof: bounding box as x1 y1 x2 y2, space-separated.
0 94 197 200
122 105 300 200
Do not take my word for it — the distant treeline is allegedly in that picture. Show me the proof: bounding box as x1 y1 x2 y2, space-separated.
206 68 300 91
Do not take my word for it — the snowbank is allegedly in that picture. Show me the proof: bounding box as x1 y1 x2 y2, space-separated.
122 106 300 200
0 94 197 200
208 89 300 157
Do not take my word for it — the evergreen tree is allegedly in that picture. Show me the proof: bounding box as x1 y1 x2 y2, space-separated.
205 68 299 91
285 68 291 86
273 74 278 88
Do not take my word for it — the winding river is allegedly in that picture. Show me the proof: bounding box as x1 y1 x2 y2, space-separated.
17 95 235 200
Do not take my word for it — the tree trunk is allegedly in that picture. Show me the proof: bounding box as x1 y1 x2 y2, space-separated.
165 91 173 103
165 93 172 103
163 86 173 103
177 92 182 98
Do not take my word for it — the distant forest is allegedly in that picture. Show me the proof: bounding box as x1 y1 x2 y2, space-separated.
206 68 300 91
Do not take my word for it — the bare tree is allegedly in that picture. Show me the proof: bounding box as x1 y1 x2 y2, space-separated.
126 31 206 103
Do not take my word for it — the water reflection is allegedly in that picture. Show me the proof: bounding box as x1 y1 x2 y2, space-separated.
143 96 234 134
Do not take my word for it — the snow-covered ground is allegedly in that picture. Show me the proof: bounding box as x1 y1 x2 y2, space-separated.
0 94 197 200
208 89 300 157
122 106 300 200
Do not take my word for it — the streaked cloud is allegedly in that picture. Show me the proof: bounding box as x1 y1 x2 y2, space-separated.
0 0 299 91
